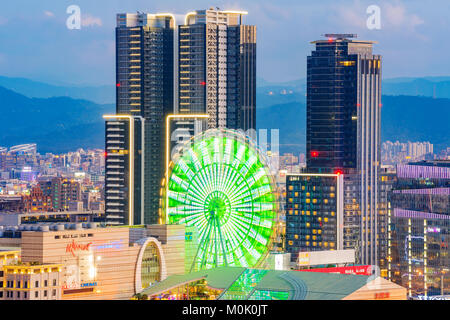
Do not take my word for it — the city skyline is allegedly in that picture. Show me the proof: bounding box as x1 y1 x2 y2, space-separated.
0 0 449 85
0 1 448 303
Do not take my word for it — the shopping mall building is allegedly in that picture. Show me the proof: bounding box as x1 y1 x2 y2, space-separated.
0 223 185 300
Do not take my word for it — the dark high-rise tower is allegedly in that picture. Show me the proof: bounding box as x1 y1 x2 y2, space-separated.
178 9 256 131
306 34 382 265
107 13 175 225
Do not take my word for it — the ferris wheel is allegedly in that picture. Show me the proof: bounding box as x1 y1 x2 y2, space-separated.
163 129 278 272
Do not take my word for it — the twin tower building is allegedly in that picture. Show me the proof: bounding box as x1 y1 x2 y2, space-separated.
105 9 383 266
104 9 257 227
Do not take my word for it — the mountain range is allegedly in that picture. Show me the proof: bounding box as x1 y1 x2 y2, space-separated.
0 76 114 105
257 96 450 154
2 75 450 106
0 86 113 153
0 76 449 154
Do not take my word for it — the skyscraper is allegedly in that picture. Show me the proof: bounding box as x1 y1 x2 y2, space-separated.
306 34 382 265
108 13 175 225
178 9 256 131
104 115 144 225
107 9 256 226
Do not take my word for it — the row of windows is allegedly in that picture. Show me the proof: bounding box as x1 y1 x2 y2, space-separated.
287 241 335 247
5 279 57 288
3 289 57 299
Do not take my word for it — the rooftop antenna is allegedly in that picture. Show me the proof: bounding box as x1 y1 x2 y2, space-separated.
323 34 357 40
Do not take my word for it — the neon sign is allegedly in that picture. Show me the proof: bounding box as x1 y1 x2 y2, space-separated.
80 282 97 288
66 240 92 257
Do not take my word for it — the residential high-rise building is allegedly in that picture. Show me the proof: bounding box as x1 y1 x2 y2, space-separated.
38 177 81 212
104 115 145 225
178 8 256 131
112 13 175 225
306 34 382 265
108 9 256 225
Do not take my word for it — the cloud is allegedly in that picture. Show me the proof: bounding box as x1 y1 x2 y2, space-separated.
383 2 424 30
44 11 54 18
81 14 102 27
0 16 7 25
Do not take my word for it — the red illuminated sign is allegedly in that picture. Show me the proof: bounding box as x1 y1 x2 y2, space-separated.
311 151 319 158
375 292 390 299
299 265 373 276
66 240 92 257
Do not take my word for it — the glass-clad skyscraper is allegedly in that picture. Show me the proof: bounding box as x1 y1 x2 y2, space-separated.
305 34 382 265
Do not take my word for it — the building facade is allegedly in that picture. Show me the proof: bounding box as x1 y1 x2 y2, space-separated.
388 161 449 298
113 13 175 225
39 177 81 212
21 186 53 213
285 173 344 263
0 223 192 300
306 34 382 265
178 9 256 131
104 115 144 225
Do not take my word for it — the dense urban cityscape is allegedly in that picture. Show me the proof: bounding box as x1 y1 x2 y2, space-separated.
0 2 448 306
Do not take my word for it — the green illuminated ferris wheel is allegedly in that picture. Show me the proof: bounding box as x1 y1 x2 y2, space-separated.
162 129 278 272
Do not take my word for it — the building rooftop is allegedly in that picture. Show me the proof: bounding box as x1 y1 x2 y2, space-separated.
141 267 403 300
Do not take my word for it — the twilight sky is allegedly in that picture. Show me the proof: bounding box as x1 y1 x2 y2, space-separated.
0 0 448 86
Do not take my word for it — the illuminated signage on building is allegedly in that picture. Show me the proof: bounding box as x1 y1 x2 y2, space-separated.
300 265 373 276
374 292 390 299
80 282 98 288
93 240 124 251
66 240 92 257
